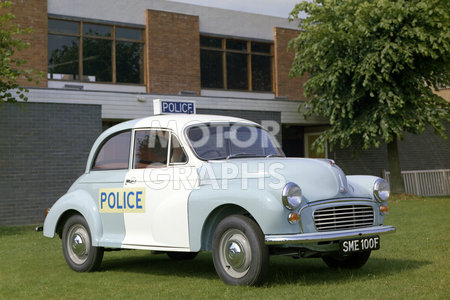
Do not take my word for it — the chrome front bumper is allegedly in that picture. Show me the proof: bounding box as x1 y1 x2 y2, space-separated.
265 225 396 245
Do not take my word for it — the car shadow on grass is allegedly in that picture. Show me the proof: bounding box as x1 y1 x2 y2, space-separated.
99 252 431 285
267 256 431 285
100 252 217 280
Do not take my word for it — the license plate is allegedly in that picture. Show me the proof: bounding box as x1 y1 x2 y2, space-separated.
339 236 380 254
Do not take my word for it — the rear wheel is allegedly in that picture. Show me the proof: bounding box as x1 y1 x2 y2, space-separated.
62 214 104 272
322 251 371 269
167 251 198 260
212 215 269 286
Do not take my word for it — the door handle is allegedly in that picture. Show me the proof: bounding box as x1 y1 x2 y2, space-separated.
126 178 136 184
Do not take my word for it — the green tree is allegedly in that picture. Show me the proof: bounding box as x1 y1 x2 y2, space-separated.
289 0 450 193
0 0 41 104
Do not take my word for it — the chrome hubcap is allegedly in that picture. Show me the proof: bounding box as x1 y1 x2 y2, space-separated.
219 229 251 278
226 241 245 269
72 233 86 257
67 224 90 265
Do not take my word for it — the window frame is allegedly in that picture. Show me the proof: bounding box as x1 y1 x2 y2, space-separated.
168 133 189 166
131 129 189 170
48 17 145 85
184 122 285 161
200 35 274 92
304 132 328 159
91 130 132 171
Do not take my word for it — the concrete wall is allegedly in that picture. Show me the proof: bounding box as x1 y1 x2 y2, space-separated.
26 88 327 124
330 122 450 176
0 102 101 225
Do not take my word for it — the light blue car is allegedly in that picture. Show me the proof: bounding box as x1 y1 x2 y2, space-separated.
43 114 395 286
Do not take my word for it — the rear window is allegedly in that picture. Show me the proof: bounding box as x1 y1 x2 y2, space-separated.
92 131 131 170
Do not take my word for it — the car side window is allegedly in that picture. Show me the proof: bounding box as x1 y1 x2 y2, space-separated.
134 130 169 169
92 130 131 170
169 134 187 164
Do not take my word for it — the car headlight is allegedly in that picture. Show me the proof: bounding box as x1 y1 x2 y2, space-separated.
282 182 302 210
374 178 390 202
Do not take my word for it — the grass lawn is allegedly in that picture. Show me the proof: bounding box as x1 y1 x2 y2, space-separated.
1 195 449 299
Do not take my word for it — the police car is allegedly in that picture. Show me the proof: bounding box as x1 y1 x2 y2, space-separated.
43 100 395 286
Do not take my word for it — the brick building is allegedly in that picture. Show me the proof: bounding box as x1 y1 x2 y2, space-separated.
1 0 449 225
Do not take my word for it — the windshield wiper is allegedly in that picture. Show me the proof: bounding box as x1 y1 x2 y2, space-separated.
226 153 257 160
265 154 283 158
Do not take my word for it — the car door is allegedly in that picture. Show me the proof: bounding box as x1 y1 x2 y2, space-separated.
121 128 198 249
81 130 132 247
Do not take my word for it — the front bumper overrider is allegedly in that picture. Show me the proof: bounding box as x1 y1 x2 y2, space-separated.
265 225 396 245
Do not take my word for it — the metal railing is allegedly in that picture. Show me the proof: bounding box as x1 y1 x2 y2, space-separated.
383 169 450 196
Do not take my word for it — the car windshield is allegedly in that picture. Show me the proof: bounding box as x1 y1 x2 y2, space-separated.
186 123 285 160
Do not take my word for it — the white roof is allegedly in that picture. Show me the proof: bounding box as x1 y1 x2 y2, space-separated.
135 114 256 129
104 114 258 137
86 114 261 173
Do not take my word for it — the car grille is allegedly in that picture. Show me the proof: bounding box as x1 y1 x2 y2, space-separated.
313 205 374 231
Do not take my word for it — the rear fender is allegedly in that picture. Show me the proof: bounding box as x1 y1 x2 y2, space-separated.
43 189 103 246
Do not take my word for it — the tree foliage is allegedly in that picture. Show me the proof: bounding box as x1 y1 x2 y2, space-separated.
0 0 41 104
289 0 450 152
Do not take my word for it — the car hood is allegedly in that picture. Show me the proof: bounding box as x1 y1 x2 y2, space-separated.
197 158 368 202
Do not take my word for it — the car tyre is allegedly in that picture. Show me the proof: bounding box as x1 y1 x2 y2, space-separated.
322 251 371 269
212 215 269 286
167 251 198 260
62 214 104 272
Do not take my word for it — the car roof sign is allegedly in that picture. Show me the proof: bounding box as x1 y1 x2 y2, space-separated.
153 99 196 115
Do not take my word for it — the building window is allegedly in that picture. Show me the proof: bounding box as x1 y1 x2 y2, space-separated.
200 36 273 92
304 132 328 159
48 18 144 84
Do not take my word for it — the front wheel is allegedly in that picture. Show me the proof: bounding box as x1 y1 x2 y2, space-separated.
212 215 269 286
322 251 371 269
62 214 104 272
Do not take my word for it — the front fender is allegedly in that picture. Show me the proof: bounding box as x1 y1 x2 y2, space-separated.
43 189 103 246
346 175 379 200
188 179 297 251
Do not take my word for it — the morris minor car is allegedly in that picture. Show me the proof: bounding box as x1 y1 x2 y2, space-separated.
43 113 395 286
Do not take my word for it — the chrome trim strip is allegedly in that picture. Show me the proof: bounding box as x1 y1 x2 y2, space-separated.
307 198 376 207
264 225 396 245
